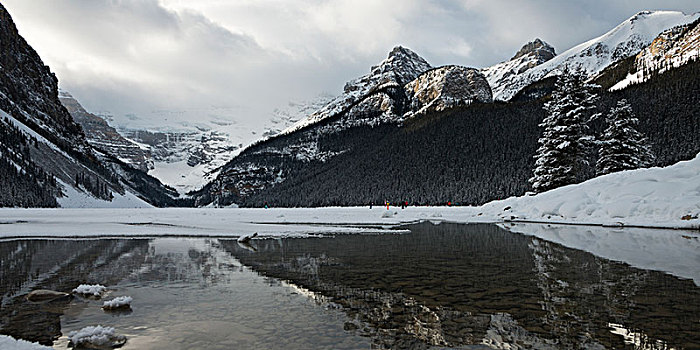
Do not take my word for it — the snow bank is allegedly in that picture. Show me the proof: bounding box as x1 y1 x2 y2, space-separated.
72 284 107 297
68 326 126 348
478 153 700 229
102 296 132 310
0 335 52 350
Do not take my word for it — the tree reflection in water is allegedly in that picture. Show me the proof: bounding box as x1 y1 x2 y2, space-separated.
221 223 700 349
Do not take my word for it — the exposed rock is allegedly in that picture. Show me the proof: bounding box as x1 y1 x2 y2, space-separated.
511 38 556 63
405 66 492 116
26 290 71 302
610 18 700 90
284 46 431 134
483 11 699 101
59 91 153 172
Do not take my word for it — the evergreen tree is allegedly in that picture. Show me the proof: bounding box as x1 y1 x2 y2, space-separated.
596 99 654 175
530 68 599 193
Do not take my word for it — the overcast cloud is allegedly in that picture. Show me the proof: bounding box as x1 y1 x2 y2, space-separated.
3 0 698 124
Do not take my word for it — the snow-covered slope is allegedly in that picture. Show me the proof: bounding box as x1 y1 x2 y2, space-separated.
477 152 700 228
486 11 700 101
267 94 334 138
101 96 330 194
56 178 151 208
611 18 700 90
481 38 556 97
283 46 432 134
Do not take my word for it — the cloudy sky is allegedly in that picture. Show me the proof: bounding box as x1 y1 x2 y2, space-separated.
3 0 698 126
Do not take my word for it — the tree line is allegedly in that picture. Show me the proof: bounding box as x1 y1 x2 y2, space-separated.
228 60 699 207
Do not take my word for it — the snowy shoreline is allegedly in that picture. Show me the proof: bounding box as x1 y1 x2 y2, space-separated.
0 152 698 237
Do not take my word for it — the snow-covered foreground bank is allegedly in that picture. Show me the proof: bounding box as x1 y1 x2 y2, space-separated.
481 153 700 230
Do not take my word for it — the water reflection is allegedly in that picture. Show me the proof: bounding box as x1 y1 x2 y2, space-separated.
0 239 149 345
0 223 697 349
0 237 368 349
221 223 700 349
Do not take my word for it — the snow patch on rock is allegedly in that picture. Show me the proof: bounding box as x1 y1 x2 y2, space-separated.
102 296 133 310
72 284 107 296
68 326 126 348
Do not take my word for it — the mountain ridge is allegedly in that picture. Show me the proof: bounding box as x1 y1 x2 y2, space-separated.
484 10 700 101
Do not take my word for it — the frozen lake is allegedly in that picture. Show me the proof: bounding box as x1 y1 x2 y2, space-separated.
0 222 698 349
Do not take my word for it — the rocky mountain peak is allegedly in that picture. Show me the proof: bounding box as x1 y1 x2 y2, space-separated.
368 45 433 86
511 38 556 63
287 46 432 134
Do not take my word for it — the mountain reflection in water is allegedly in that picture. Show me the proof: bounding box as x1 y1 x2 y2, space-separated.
0 223 697 349
222 223 700 349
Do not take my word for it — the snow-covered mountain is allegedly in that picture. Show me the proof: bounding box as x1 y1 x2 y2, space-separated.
283 46 433 134
610 17 700 90
481 38 556 98
0 3 183 208
194 46 493 206
97 95 331 194
485 11 700 101
59 90 153 172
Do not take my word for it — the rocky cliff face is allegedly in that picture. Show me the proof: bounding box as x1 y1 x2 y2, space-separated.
0 3 90 156
0 3 184 207
609 18 700 90
511 38 556 63
284 46 432 134
59 91 153 172
405 66 492 116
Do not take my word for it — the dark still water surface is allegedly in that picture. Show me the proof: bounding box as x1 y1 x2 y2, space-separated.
0 223 698 349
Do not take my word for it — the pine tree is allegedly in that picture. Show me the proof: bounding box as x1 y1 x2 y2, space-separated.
596 99 654 175
530 68 599 193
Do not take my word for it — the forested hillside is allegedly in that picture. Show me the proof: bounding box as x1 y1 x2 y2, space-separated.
0 116 58 207
234 60 700 207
